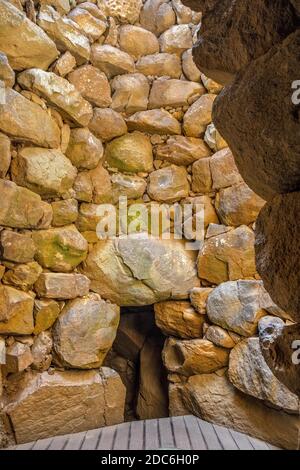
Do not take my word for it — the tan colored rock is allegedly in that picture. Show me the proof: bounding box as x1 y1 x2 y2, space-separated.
2 262 42 291
229 337 299 413
210 147 243 190
0 286 34 335
206 223 232 239
190 287 213 315
89 108 127 142
148 165 189 203
201 73 223 94
1 231 36 264
35 273 90 299
183 94 216 137
68 6 107 42
76 203 104 232
163 337 229 376
106 0 142 24
159 25 192 56
191 157 212 193
52 51 76 77
88 164 112 203
111 173 146 203
68 65 111 108
5 368 125 443
33 225 88 273
80 2 107 20
0 337 5 365
0 0 58 71
136 53 181 78
255 192 300 321
154 301 205 339
205 325 237 349
33 299 61 335
215 182 265 227
106 133 153 173
18 68 93 127
111 74 149 115
0 180 52 229
155 136 210 166
0 132 11 178
5 342 33 373
0 88 60 148
31 331 53 371
38 5 90 64
82 235 199 306
53 293 120 369
127 109 181 135
198 225 256 285
149 79 204 109
119 25 159 60
91 44 135 78
39 0 71 15
0 52 15 88
12 147 77 198
182 373 300 450
136 335 168 420
172 0 200 24
204 123 227 152
182 49 201 82
52 199 78 227
140 0 176 36
66 128 103 170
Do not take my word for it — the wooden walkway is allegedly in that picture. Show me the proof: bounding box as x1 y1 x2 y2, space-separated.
11 416 279 450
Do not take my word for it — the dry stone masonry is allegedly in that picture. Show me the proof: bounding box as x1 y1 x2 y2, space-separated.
0 0 298 450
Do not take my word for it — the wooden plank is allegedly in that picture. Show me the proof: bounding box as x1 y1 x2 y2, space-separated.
15 442 35 450
32 437 53 450
213 424 239 450
113 422 130 450
145 419 159 450
197 419 222 450
158 417 176 449
183 415 207 450
171 416 191 450
248 436 270 450
81 428 102 450
97 425 117 450
229 429 254 450
64 431 86 450
48 434 69 450
129 420 144 450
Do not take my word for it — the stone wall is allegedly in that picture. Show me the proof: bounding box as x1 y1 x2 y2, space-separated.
0 0 298 449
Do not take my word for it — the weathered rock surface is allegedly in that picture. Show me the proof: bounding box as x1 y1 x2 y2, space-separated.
111 173 146 202
205 325 238 349
0 133 11 178
32 225 88 273
127 109 181 135
163 337 229 376
149 79 204 109
5 369 125 443
106 0 142 24
1 231 36 264
155 136 210 166
52 199 78 227
0 286 34 335
140 0 176 36
190 287 213 315
213 31 300 200
207 280 276 337
91 44 135 78
229 337 299 413
0 89 60 148
53 294 120 369
33 299 61 335
18 68 93 126
182 49 201 82
2 262 42 291
198 226 256 285
0 180 52 229
66 128 103 170
0 52 15 88
255 192 300 321
111 74 149 115
0 0 58 71
67 65 112 108
191 157 211 193
181 373 300 450
119 25 159 59
31 331 53 371
154 301 205 338
82 235 199 306
148 165 189 203
89 108 127 142
183 94 216 137
34 273 90 299
210 147 243 190
5 342 33 373
68 6 107 42
159 24 192 56
12 147 77 197
105 132 153 173
136 53 181 78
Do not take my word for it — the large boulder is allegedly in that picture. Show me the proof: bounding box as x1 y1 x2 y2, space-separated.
82 235 199 306
0 89 60 148
181 373 300 450
213 31 300 200
53 294 120 369
255 192 300 321
5 369 126 444
0 0 58 71
0 180 52 229
228 337 299 413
